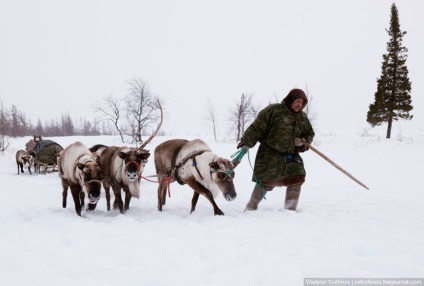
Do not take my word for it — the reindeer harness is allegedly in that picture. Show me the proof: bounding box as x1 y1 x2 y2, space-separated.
172 150 209 185
171 150 235 185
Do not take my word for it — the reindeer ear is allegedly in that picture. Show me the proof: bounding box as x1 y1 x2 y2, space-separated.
78 163 90 174
209 161 219 169
137 149 151 159
95 155 101 165
143 153 151 159
118 151 127 159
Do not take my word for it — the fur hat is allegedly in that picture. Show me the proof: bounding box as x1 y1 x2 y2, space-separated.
282 88 308 110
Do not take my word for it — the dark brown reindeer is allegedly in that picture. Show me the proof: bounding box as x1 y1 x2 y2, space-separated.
154 139 237 215
90 101 163 214
25 135 42 156
25 135 43 153
57 141 103 216
15 150 33 174
25 135 42 173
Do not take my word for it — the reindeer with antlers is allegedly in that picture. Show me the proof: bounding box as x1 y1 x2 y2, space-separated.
90 101 163 214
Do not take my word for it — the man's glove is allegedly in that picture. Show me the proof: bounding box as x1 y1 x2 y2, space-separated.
294 138 308 153
233 142 249 167
294 138 304 147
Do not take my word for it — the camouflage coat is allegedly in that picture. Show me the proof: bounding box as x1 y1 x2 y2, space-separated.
240 102 314 185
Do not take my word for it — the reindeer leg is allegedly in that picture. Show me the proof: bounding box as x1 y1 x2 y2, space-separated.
123 187 132 212
160 185 167 207
80 191 85 209
157 179 168 211
70 185 82 216
190 192 200 214
157 183 163 211
187 178 224 216
61 178 69 208
103 182 111 211
112 184 124 214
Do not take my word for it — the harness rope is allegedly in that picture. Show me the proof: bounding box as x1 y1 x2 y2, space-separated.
108 159 174 197
139 151 230 199
230 148 247 163
139 175 173 197
141 152 208 198
230 148 267 200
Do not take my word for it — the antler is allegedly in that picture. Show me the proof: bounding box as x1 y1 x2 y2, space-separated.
139 99 163 150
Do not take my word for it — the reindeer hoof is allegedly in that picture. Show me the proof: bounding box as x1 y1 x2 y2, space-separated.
214 210 225 216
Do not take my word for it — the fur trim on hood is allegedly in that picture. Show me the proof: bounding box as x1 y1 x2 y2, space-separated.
282 88 308 111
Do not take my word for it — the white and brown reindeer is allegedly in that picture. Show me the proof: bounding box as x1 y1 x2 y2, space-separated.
15 150 33 174
154 139 237 215
57 141 103 216
89 101 163 214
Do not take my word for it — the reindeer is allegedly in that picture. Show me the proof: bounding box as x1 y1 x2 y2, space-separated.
90 101 163 214
154 139 237 216
25 135 42 173
57 141 103 216
15 150 33 174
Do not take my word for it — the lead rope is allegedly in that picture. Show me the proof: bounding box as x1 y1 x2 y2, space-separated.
230 148 266 200
139 175 173 198
230 147 247 164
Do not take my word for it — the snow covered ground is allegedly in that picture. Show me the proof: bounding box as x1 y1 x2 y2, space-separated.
1 129 423 286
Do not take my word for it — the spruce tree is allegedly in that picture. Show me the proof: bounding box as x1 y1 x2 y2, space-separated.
367 3 412 138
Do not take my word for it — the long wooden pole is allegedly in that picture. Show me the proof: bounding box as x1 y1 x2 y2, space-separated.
301 139 369 190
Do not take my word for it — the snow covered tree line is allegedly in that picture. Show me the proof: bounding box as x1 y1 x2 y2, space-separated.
0 100 113 138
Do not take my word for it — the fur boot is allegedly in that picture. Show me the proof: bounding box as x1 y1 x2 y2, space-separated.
284 184 301 211
245 184 269 211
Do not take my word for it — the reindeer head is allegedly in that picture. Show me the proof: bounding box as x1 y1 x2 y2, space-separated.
34 135 42 142
77 161 103 207
209 158 237 201
118 148 150 182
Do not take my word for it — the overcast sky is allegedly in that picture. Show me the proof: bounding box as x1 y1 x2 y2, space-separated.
1 0 423 137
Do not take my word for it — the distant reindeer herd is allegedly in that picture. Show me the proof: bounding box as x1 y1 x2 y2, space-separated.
13 101 238 217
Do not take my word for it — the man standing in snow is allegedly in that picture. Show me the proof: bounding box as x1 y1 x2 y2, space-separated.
237 88 315 211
